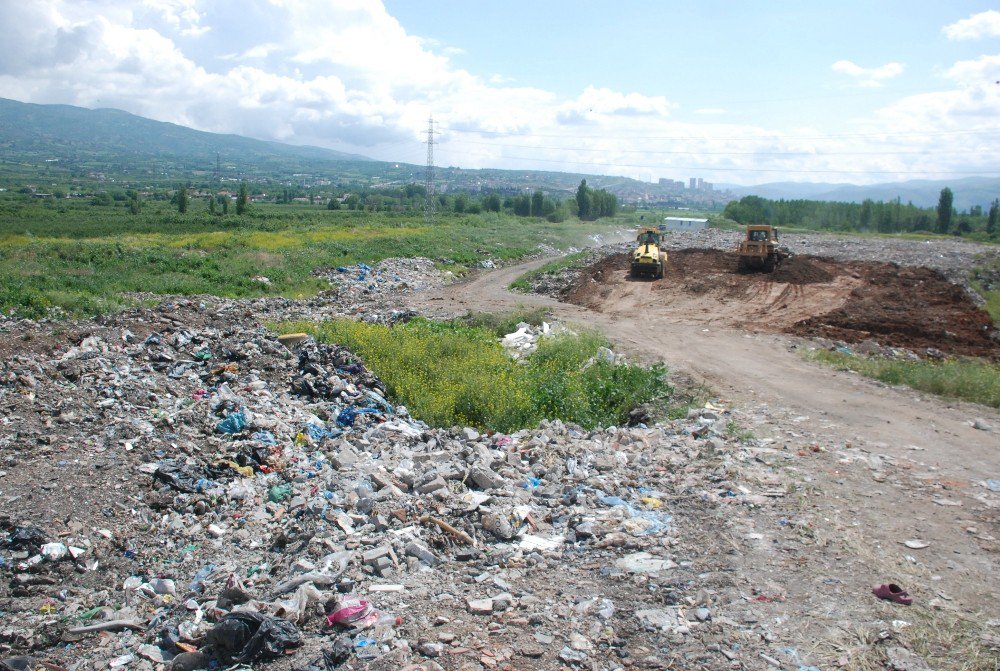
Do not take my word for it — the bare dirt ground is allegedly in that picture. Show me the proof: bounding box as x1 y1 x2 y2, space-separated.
405 245 1000 669
564 249 997 359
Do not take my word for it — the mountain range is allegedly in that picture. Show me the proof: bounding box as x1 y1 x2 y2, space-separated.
1 97 996 209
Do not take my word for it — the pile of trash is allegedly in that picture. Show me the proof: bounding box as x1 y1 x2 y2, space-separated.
499 321 572 359
0 296 820 670
313 258 453 304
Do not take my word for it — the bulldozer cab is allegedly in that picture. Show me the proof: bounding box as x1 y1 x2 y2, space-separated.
746 225 777 242
637 228 660 245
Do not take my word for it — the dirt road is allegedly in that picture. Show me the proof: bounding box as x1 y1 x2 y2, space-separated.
411 255 1000 482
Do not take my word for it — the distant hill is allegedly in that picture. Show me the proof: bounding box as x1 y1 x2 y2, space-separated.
0 97 687 200
724 177 1000 210
0 97 371 164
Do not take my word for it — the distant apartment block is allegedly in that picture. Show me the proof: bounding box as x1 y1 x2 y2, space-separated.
685 177 713 191
658 178 685 189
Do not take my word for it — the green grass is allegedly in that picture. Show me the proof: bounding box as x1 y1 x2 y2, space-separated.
0 197 622 318
724 419 756 442
980 291 1000 325
807 350 1000 408
970 258 1000 325
509 251 594 291
453 307 551 334
281 315 672 432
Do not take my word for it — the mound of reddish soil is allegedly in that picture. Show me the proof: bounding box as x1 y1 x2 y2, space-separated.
790 263 998 358
770 257 834 284
562 249 998 359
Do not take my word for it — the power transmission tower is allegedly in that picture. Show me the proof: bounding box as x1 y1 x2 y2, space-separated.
424 115 435 223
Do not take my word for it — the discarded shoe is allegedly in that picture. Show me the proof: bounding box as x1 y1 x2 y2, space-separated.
872 583 912 605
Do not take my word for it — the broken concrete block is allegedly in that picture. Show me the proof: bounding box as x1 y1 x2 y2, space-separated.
467 598 494 615
415 475 447 494
470 466 505 490
405 541 438 566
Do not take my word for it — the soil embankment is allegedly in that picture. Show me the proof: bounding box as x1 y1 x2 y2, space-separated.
562 249 998 358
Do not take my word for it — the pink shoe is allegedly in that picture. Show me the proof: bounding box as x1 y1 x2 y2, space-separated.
872 583 912 605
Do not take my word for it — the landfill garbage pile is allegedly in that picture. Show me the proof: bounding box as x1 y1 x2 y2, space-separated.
313 259 454 306
83 259 452 336
0 297 843 671
499 321 578 360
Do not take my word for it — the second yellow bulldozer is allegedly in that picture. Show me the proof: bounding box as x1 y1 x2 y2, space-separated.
736 224 790 273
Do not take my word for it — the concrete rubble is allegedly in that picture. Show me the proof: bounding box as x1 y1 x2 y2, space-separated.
312 258 454 309
0 292 844 671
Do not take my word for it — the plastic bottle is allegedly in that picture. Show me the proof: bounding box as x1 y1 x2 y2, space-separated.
189 563 216 592
372 612 401 642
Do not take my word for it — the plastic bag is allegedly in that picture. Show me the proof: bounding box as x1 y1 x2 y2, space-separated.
595 489 672 536
153 460 210 493
206 611 302 663
325 596 378 629
217 410 247 434
273 583 323 624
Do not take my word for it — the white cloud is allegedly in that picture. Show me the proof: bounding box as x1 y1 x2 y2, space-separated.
832 59 905 87
552 87 675 126
0 1 996 185
139 0 207 36
943 10 1000 40
220 42 282 61
945 54 1000 85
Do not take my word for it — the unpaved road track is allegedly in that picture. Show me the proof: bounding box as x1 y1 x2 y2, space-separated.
410 256 1000 483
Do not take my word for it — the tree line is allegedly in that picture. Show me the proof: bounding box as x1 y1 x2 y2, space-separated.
81 178 620 223
171 182 249 216
724 188 998 239
326 179 616 222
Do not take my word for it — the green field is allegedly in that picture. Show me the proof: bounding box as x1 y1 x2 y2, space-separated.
0 197 620 318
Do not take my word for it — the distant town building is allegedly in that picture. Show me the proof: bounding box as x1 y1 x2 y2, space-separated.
662 216 709 231
684 177 714 192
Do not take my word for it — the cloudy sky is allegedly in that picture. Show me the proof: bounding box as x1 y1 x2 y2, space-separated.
1 0 998 185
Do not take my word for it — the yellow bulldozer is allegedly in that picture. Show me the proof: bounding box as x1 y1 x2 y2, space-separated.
736 224 790 273
630 227 667 279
